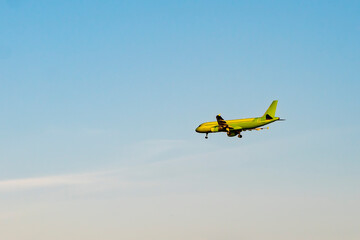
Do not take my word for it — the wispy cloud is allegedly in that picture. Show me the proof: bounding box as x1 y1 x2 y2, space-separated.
0 138 275 192
0 134 324 193
0 166 164 193
0 173 99 191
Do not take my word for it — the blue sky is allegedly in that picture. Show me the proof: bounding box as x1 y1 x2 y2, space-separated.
1 1 360 239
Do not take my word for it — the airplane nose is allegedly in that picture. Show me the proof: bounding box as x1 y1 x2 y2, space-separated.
196 125 207 133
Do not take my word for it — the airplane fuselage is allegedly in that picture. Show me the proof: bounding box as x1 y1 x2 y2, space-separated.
195 100 282 138
195 117 280 133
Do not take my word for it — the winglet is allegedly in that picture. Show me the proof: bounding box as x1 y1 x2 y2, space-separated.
216 114 224 121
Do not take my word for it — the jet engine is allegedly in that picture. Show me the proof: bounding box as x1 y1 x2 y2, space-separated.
227 132 237 137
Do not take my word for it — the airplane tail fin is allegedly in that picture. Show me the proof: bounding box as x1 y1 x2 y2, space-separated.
262 100 278 120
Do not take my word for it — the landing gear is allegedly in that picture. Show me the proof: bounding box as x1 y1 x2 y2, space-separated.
238 134 242 138
205 133 208 139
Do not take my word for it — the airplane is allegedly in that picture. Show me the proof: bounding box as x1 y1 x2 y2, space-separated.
195 100 283 139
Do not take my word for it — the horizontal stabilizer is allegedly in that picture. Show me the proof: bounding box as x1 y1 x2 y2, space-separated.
256 127 269 131
249 127 269 131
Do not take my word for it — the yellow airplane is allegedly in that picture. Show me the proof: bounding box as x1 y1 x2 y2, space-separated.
195 100 283 139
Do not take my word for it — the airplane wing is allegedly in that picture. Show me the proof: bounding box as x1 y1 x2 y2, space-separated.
216 114 233 131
